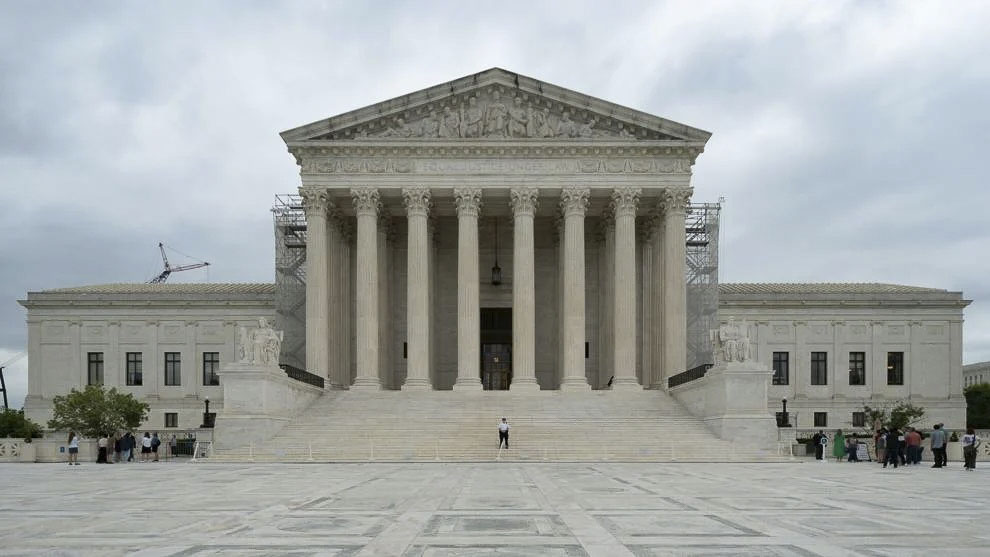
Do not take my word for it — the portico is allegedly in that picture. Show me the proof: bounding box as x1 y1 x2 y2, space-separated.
282 68 709 391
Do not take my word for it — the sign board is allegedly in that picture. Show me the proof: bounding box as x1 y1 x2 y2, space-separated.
59 446 65 453
856 442 870 461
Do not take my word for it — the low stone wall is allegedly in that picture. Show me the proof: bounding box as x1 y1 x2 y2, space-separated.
0 438 38 462
669 362 778 450
213 362 323 449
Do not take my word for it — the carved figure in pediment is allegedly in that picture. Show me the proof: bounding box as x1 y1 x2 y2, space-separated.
417 113 440 137
439 107 461 138
578 116 598 138
527 106 553 138
508 96 529 138
381 117 412 138
617 122 635 138
556 111 578 138
484 90 509 137
461 96 484 138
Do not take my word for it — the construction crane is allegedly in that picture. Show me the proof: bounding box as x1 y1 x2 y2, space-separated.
149 242 210 284
0 352 26 410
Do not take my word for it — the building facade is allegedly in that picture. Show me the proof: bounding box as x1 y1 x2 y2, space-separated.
16 69 972 433
964 361 990 388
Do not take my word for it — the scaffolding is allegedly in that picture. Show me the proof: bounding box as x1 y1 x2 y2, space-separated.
685 202 721 370
273 194 307 369
272 195 720 375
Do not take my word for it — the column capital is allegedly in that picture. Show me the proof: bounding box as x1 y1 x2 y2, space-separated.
300 188 331 217
402 187 432 218
559 187 590 217
509 187 540 217
610 187 642 217
660 187 693 216
350 187 380 217
453 187 483 217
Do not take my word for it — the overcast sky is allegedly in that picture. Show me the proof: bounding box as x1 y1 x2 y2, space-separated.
2 1 989 409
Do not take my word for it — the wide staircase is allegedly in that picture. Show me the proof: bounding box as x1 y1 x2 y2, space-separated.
212 389 783 462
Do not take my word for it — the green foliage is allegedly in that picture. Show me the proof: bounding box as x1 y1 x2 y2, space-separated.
862 400 926 431
47 385 149 438
0 408 43 439
964 383 990 429
949 431 959 442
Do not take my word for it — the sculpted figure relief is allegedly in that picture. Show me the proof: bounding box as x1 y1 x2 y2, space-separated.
711 317 752 364
235 318 284 366
347 89 661 140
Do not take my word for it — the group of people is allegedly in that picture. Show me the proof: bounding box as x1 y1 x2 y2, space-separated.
810 424 982 470
66 431 168 465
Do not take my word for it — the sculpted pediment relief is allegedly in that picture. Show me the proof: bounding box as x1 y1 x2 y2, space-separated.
282 68 712 144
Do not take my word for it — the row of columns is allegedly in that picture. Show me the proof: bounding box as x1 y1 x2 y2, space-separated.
302 186 691 390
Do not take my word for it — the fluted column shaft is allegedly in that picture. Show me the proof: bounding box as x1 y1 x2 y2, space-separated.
453 187 483 390
661 188 692 383
327 208 346 389
510 187 540 391
403 187 432 390
350 187 381 390
612 187 641 389
301 189 330 381
560 188 591 390
649 212 665 388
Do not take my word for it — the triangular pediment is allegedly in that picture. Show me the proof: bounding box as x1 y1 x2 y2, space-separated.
281 68 711 144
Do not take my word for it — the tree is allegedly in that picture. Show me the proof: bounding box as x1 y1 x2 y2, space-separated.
965 383 990 429
47 385 149 438
862 400 926 432
0 408 43 439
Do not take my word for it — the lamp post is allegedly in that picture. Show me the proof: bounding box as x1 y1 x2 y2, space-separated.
780 398 790 427
202 397 213 428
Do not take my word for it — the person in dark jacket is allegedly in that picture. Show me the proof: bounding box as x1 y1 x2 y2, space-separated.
884 428 902 468
812 430 825 460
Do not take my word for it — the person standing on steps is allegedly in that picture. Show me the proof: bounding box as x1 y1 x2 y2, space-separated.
498 418 510 449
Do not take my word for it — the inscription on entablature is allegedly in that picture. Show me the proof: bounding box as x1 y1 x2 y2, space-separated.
300 157 692 175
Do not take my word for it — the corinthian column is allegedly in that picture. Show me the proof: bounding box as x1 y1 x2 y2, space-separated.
661 188 692 383
510 187 540 391
611 187 642 389
350 187 381 390
301 188 330 381
453 187 483 391
402 187 432 390
559 187 591 391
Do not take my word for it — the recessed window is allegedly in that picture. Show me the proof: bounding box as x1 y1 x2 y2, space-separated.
852 412 866 428
164 352 181 386
814 412 828 427
87 352 104 386
887 352 904 385
848 352 866 385
203 352 220 386
772 352 789 385
126 352 143 386
811 352 828 385
164 412 178 428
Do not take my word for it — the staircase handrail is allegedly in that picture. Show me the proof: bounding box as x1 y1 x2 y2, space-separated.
667 363 713 389
279 364 325 389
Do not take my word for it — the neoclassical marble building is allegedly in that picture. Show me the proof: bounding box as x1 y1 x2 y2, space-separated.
17 69 971 434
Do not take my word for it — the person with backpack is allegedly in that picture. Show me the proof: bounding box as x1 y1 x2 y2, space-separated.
151 433 161 462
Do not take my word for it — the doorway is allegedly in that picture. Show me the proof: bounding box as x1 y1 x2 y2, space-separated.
480 308 512 390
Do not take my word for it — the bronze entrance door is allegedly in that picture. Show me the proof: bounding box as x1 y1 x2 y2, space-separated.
482 344 512 390
480 308 512 390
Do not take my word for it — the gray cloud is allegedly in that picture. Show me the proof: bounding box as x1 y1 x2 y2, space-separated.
2 1 989 408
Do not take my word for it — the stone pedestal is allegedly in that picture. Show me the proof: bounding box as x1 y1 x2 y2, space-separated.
213 362 323 449
669 361 778 450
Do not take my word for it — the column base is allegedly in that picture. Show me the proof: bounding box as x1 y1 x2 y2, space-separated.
350 378 381 391
402 378 432 391
559 378 591 391
510 379 541 392
610 378 642 391
452 378 482 391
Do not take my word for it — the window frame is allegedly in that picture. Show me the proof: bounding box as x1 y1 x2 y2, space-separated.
848 351 866 386
125 352 143 386
810 351 828 385
164 352 181 386
87 352 104 386
852 411 866 428
887 351 904 385
814 412 828 428
772 351 789 386
203 352 220 386
164 412 178 428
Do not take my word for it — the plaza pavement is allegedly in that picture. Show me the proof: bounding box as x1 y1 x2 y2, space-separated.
0 460 987 556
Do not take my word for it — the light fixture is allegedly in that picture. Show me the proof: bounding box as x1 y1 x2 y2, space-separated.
491 217 502 285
